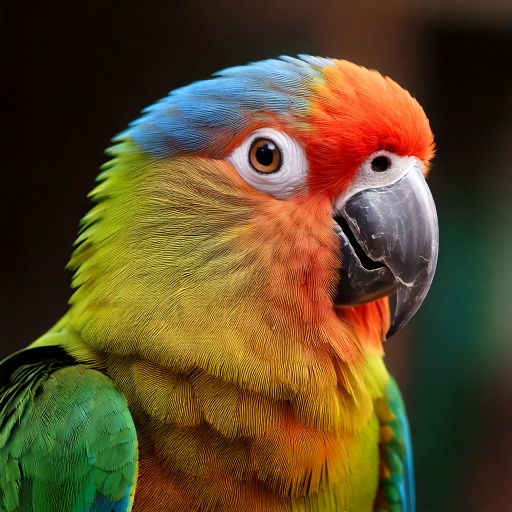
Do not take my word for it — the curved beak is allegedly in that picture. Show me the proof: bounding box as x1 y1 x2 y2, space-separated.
334 165 439 338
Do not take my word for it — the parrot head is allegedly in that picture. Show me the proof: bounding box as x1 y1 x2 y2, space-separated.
68 56 437 364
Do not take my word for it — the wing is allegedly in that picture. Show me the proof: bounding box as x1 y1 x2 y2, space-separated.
0 346 138 512
374 375 415 512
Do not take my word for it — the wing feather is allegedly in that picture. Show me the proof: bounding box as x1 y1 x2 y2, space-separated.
374 375 415 512
0 347 138 512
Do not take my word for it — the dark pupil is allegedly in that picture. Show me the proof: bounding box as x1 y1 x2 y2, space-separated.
371 155 391 172
256 143 275 167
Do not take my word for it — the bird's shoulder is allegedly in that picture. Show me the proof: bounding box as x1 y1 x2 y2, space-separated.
0 345 138 512
374 375 415 512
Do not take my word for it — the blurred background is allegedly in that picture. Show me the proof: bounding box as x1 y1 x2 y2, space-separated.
1 1 511 510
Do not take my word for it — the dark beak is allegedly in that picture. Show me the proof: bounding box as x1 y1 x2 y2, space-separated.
333 165 439 338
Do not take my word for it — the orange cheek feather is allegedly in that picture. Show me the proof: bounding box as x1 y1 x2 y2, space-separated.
237 185 388 359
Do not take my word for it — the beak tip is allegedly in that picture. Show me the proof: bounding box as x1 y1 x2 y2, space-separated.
385 322 400 340
385 305 413 339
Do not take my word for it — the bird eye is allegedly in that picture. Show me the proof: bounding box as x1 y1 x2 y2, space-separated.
371 155 391 172
249 138 282 173
227 128 308 199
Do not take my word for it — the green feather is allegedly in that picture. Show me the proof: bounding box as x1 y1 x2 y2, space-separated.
0 347 138 512
374 376 415 512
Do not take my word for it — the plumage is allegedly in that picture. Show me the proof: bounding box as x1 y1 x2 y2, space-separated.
0 347 137 512
0 55 437 511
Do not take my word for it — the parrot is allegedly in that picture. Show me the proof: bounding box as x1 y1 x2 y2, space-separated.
0 55 438 512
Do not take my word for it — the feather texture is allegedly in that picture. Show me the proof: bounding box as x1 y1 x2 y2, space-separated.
0 347 138 512
3 56 433 510
52 144 392 509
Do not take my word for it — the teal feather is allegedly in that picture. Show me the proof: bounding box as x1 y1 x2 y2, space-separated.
375 376 415 512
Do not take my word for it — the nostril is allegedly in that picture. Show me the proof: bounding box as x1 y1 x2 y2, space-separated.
371 155 391 172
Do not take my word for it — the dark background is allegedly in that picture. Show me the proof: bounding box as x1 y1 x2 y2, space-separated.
1 1 511 510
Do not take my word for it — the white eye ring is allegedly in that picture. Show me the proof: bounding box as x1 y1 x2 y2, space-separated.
227 128 308 199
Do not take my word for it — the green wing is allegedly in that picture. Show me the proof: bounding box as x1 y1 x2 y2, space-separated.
374 376 415 512
0 346 138 512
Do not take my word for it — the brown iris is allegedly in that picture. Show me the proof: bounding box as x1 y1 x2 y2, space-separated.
249 138 282 173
